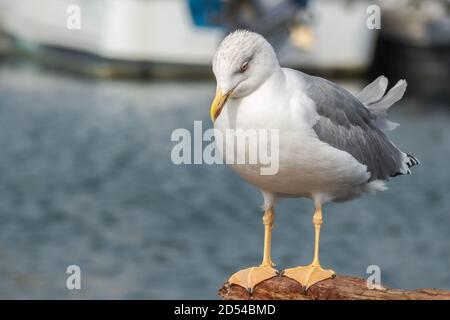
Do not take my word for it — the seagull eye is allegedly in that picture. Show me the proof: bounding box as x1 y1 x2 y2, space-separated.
240 61 249 73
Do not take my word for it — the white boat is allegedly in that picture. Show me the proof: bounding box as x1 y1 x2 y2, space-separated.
0 0 378 73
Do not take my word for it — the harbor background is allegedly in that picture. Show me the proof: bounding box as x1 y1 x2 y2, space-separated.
0 0 449 299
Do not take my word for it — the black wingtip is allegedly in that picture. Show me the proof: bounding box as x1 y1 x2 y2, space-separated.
406 153 420 167
391 153 419 178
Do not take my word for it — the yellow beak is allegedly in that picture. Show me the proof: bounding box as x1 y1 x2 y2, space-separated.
210 89 231 122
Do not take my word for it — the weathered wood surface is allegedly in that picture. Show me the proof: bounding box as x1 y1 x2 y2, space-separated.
219 275 450 300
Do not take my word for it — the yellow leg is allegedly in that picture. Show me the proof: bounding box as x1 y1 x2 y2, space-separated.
283 202 335 290
228 207 278 292
261 207 275 267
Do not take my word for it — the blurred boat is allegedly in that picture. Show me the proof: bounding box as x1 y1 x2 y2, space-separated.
0 0 378 76
378 0 450 48
372 0 450 98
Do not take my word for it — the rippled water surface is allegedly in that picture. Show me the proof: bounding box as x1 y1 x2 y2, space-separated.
0 65 449 299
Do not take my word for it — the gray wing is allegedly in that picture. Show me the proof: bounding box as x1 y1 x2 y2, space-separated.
300 72 405 181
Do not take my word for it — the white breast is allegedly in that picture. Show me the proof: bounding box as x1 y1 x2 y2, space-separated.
214 68 370 201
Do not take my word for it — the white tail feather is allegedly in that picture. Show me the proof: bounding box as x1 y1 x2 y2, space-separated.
357 75 388 105
368 79 407 112
358 77 407 131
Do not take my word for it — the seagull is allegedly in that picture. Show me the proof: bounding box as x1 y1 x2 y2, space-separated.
210 30 419 291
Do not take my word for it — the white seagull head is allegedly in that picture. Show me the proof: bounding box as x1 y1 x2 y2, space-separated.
210 30 279 122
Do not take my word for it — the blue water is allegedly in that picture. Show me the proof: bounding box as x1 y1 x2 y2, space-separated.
0 65 449 299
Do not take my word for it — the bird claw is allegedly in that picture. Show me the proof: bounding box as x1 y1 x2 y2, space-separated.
283 264 335 290
228 266 278 292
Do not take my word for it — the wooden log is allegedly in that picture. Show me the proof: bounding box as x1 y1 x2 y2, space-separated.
218 275 450 300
